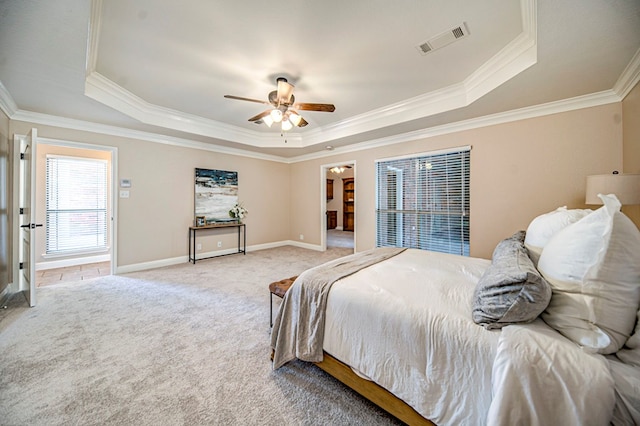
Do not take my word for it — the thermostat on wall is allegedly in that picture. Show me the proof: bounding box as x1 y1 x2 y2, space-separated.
120 178 132 188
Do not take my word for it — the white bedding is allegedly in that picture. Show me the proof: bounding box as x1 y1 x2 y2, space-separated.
321 248 617 425
323 249 498 425
489 321 615 426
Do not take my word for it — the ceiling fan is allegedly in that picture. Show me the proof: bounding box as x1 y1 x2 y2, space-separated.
224 77 335 131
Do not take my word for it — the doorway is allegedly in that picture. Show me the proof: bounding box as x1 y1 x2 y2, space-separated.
322 162 355 252
29 137 117 287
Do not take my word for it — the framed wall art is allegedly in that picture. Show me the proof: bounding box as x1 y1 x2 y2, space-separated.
194 168 238 222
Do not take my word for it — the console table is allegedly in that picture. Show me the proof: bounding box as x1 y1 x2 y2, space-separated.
188 223 246 264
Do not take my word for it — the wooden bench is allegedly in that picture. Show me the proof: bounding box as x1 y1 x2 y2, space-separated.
269 276 297 327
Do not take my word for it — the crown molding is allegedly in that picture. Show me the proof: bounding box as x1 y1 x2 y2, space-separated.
84 72 303 148
0 80 18 118
84 0 539 149
613 47 640 99
10 109 287 163
4 84 622 167
85 0 102 75
6 86 622 166
464 0 537 103
287 89 621 163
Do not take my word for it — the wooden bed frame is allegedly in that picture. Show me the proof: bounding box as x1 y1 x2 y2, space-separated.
314 352 434 426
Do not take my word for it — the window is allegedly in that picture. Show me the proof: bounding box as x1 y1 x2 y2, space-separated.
376 146 470 256
46 155 108 254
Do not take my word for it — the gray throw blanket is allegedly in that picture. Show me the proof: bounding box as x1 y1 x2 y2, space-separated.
270 247 406 369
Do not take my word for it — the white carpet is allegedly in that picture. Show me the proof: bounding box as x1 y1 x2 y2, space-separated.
0 246 401 425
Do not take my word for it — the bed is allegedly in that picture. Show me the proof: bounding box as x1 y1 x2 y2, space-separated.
271 194 640 425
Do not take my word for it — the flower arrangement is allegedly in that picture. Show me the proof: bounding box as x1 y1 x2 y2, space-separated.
229 202 248 220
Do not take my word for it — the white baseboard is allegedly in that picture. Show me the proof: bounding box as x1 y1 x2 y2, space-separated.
36 254 111 271
116 255 187 274
335 226 344 231
285 240 324 251
115 241 324 274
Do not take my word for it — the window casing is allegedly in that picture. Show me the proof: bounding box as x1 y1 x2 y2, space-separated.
45 155 108 255
375 146 470 256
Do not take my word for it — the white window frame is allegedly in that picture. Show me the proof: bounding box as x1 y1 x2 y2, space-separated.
45 154 109 255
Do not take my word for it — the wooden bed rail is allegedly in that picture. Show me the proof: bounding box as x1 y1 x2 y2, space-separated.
314 353 435 426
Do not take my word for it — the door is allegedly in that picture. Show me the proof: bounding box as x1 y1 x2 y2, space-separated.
19 129 39 307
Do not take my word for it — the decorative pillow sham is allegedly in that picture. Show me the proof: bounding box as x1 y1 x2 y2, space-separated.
539 194 640 354
524 206 592 266
472 231 552 329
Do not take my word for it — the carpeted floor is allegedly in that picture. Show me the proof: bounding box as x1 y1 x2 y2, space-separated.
0 246 401 426
327 229 354 249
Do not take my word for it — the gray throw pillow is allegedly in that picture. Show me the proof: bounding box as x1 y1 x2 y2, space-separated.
472 231 552 329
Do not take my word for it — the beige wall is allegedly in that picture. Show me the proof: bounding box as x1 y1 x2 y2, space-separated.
622 80 640 228
34 144 112 266
290 103 623 259
10 121 290 269
0 108 10 294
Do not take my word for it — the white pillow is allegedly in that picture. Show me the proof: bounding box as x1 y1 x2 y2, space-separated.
538 194 640 354
524 206 592 266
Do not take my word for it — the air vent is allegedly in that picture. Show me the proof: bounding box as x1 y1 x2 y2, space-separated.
416 22 469 55
418 42 432 54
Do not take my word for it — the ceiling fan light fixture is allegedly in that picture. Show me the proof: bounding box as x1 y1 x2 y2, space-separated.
262 114 274 127
281 119 293 131
289 111 302 126
270 109 283 123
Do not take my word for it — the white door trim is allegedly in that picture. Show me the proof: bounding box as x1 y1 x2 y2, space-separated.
319 161 356 252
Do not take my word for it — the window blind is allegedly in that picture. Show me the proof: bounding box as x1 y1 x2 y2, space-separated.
375 146 470 256
46 155 108 254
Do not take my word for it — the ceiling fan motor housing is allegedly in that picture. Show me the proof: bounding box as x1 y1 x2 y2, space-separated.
269 91 295 107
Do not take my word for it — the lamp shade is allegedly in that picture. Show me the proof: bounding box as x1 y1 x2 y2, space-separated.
585 174 640 205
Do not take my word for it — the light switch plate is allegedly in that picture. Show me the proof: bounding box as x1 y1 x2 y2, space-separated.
119 190 130 198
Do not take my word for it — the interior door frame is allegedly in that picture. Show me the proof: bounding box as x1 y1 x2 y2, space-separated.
320 161 356 252
12 135 119 287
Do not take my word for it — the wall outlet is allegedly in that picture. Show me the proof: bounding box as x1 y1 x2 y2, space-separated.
299 234 304 240
217 241 222 248
196 243 202 251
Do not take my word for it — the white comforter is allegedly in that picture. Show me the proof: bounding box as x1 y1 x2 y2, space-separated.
490 321 615 425
322 249 616 425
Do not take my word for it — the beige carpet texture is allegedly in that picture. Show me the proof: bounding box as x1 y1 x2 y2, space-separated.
0 246 402 425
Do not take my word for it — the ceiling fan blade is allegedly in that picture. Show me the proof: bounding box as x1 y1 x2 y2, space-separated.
294 102 335 112
248 110 272 122
277 78 295 105
224 95 270 105
297 117 309 127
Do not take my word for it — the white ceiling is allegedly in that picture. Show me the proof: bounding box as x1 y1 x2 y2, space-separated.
1 0 639 159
